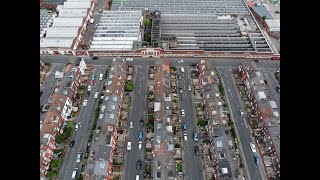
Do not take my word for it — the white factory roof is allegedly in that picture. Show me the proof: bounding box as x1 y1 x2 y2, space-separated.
265 19 280 32
45 27 79 38
89 11 142 50
58 8 88 17
53 18 84 26
63 1 91 9
40 38 74 48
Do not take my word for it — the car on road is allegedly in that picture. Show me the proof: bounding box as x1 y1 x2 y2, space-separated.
138 143 142 150
72 168 78 179
193 132 198 142
254 155 261 165
188 84 191 91
138 130 143 141
92 56 99 60
99 73 103 80
179 87 183 93
130 121 133 128
264 80 268 85
136 160 142 170
253 60 259 63
182 123 187 131
194 146 200 156
127 141 132 150
181 67 185 73
70 140 75 148
178 60 184 63
94 92 99 99
139 120 144 128
250 142 257 152
88 85 92 91
239 110 244 116
90 18 94 24
181 109 185 116
276 87 280 93
98 9 102 13
86 91 91 97
92 75 96 80
90 80 94 86
76 152 82 163
184 134 188 141
178 75 181 80
40 91 43 97
75 124 79 131
126 58 133 61
83 99 88 107
190 63 197 66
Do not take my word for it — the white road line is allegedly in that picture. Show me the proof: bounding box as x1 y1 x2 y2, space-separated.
243 118 249 128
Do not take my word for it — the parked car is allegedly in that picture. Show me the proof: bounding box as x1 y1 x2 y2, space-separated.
130 121 133 128
86 91 91 97
83 99 88 107
90 80 94 86
138 130 143 141
75 124 79 131
71 168 78 179
40 91 43 97
184 134 188 141
276 87 280 93
94 92 99 99
139 120 144 128
190 63 197 66
181 109 185 116
70 140 75 148
126 58 133 61
188 84 191 91
178 75 181 80
92 75 96 80
136 160 142 170
193 132 199 142
254 155 261 165
88 85 92 91
76 152 82 163
250 142 257 152
182 123 187 131
138 143 142 150
240 110 244 116
194 146 200 156
92 56 99 60
178 60 184 63
179 87 183 93
253 60 259 63
127 141 132 150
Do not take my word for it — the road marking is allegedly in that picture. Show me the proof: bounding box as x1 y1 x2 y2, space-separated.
243 118 249 128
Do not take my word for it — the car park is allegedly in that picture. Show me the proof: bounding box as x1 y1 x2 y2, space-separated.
76 152 82 163
83 99 88 106
250 142 257 152
130 121 133 128
139 120 144 128
193 132 198 142
136 160 142 170
94 92 99 99
127 141 132 150
194 146 200 156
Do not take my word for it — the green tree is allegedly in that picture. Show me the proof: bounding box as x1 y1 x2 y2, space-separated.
76 176 84 180
197 119 208 126
171 66 177 72
144 18 151 27
175 144 181 148
125 82 134 92
218 85 224 95
47 172 57 179
262 16 266 20
149 91 154 96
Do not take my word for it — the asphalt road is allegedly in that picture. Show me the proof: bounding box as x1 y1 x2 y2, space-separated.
123 66 149 180
40 55 279 69
260 70 280 112
57 65 106 180
40 63 64 106
177 66 204 180
219 68 267 180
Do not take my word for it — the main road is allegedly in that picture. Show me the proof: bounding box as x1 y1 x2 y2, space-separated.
58 65 106 180
177 66 204 180
40 63 64 106
219 68 267 180
40 55 279 69
123 66 149 180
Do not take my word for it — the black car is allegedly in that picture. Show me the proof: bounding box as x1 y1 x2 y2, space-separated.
190 63 197 66
276 87 280 93
136 160 142 170
70 140 75 148
86 91 91 97
178 75 181 80
253 60 259 63
40 91 43 97
92 56 99 60
139 120 144 128
194 146 200 156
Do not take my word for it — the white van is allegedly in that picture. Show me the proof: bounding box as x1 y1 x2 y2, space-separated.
71 168 78 179
99 73 103 80
90 18 94 24
136 175 139 180
181 67 185 73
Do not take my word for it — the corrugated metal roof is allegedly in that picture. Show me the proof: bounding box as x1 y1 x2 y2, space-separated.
252 6 273 19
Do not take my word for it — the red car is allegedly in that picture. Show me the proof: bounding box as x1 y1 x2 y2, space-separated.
90 80 94 86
